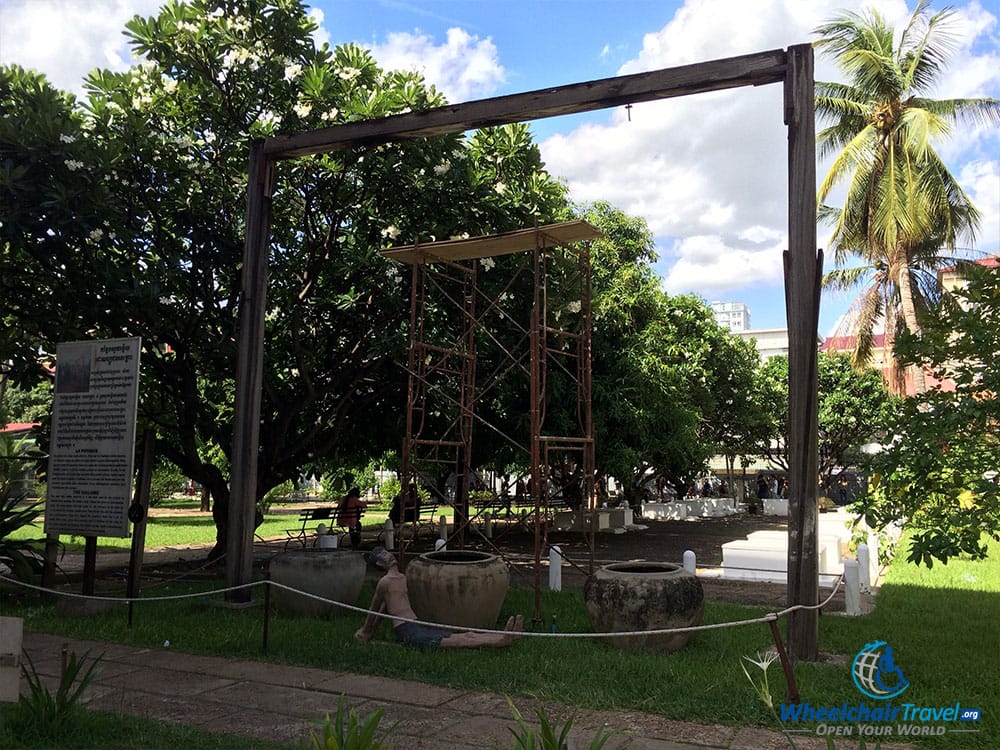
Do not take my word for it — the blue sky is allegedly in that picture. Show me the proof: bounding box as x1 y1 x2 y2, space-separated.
2 0 998 335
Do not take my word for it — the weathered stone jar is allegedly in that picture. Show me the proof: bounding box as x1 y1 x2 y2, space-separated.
269 548 366 618
584 561 704 651
405 550 509 629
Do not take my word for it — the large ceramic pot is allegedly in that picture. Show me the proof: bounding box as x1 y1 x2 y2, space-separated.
269 548 366 619
584 561 704 652
405 550 509 629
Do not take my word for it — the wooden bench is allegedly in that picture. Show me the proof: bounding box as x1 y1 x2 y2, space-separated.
284 507 336 549
415 501 440 536
283 506 365 549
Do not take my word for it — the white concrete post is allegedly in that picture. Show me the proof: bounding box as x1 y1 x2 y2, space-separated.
383 519 394 550
682 549 696 574
483 512 493 539
549 545 562 591
867 530 879 582
0 617 22 702
438 515 448 541
317 534 337 549
856 543 871 593
844 558 861 616
435 538 447 552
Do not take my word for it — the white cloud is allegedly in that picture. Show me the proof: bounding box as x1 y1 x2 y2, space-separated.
961 160 1000 254
369 27 505 103
662 227 787 295
309 7 331 51
0 0 162 95
540 0 999 300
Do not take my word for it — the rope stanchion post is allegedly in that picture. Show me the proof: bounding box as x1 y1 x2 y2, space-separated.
857 543 871 592
844 558 861 616
262 570 271 655
766 614 800 704
548 545 562 592
682 550 696 574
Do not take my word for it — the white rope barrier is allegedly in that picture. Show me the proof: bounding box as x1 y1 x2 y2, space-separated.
0 571 845 640
0 573 257 602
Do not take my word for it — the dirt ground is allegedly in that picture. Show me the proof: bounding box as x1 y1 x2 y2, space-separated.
409 511 810 609
117 509 817 610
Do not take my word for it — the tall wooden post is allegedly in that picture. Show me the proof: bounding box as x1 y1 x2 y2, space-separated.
784 43 820 661
127 430 156 610
227 140 273 602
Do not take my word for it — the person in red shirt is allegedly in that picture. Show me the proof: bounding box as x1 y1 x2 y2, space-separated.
336 486 367 548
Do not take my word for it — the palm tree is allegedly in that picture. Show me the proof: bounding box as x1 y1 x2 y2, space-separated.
815 0 1000 394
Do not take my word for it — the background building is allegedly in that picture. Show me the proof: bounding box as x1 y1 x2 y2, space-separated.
711 301 751 332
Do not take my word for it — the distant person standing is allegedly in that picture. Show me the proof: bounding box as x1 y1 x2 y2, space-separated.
756 475 770 500
389 482 420 525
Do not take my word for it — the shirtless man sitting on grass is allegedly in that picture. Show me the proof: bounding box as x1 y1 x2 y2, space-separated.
354 546 524 648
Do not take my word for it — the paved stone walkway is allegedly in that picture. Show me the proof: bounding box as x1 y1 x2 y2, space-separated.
21 632 912 750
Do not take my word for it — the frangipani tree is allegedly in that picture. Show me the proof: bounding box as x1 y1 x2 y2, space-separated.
2 0 567 557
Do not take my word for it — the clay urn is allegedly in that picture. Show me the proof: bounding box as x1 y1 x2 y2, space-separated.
584 561 704 651
405 550 509 629
269 548 366 618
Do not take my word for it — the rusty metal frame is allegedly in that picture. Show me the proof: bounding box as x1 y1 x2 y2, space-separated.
386 225 597 618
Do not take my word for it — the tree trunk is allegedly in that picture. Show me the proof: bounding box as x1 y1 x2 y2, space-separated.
200 485 211 512
897 254 927 395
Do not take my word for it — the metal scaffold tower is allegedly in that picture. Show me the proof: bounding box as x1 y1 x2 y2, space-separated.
381 221 601 609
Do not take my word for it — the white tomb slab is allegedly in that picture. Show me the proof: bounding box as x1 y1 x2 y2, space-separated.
763 498 788 515
722 530 843 585
608 507 633 528
685 498 737 517
641 502 687 520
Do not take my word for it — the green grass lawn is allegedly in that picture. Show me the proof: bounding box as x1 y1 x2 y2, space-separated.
3 535 998 748
8 504 419 552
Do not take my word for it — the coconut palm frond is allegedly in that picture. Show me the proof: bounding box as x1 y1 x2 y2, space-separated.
817 126 876 203
897 107 939 161
911 96 1000 127
815 80 865 105
822 265 872 292
901 5 960 95
847 285 886 367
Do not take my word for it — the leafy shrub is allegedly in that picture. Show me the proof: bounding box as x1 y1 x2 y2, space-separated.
12 650 102 742
0 434 45 579
264 479 298 506
309 695 397 749
377 478 401 506
148 458 187 507
505 696 621 750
